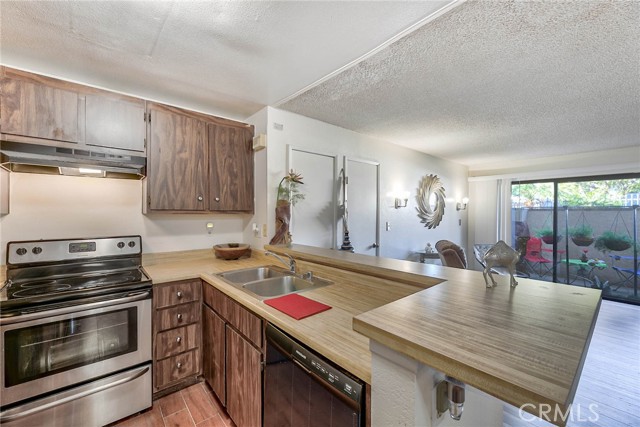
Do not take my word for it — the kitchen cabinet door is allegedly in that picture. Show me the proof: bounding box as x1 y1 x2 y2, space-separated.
85 94 145 152
147 103 207 211
203 304 226 405
1 74 79 143
208 123 254 212
226 326 262 427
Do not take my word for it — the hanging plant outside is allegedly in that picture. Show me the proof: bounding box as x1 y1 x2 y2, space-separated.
535 228 562 245
594 231 633 252
569 224 594 247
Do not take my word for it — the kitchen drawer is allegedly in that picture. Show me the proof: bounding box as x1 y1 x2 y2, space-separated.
155 324 199 359
155 349 199 389
203 283 262 348
156 302 200 332
203 282 227 316
154 280 201 309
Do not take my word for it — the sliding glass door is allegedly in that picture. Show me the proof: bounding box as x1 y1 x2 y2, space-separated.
512 174 639 305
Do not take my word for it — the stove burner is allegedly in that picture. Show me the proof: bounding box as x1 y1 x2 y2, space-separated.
6 270 147 301
11 284 72 298
21 280 58 288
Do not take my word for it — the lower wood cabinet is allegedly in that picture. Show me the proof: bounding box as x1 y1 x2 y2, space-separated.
226 326 262 427
153 279 202 394
203 304 226 405
202 282 263 427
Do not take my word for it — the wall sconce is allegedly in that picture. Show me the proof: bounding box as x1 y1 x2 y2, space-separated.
389 190 409 209
456 197 469 211
395 196 408 209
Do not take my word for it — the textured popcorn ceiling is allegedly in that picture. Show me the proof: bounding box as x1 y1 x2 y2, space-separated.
280 1 640 169
2 1 638 169
0 0 453 120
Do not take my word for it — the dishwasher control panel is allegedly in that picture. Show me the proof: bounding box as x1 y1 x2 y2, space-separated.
291 342 363 404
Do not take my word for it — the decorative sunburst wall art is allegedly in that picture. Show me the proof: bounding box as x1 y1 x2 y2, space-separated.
416 174 445 229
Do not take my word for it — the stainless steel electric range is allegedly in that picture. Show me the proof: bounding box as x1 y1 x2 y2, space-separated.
0 236 152 427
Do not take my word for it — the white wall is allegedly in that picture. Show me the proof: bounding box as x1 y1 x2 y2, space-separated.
244 107 269 248
0 173 248 263
261 108 469 261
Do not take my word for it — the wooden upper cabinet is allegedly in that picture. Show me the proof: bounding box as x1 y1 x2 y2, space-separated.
0 67 147 154
85 94 145 152
147 103 208 211
209 124 254 212
1 72 80 143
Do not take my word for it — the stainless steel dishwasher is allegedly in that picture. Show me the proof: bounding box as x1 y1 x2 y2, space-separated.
264 324 365 427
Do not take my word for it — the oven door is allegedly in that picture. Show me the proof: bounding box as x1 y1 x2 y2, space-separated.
0 290 151 407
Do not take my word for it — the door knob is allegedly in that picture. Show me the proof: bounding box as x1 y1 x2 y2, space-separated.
177 313 183 321
176 291 182 298
215 197 220 202
176 337 182 343
176 362 182 369
372 243 380 248
197 195 203 201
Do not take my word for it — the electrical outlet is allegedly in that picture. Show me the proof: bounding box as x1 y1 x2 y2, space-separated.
262 224 268 237
206 222 214 234
252 223 260 237
386 221 391 231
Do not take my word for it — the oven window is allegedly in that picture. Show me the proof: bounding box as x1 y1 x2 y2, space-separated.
4 307 138 387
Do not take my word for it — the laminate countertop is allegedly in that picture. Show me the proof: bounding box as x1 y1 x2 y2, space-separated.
266 244 602 426
142 247 431 384
144 245 602 425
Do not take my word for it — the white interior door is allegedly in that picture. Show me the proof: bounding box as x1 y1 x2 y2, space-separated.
343 158 380 256
288 147 337 249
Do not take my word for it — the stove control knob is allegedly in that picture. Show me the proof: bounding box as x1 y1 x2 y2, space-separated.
128 241 136 248
16 248 27 256
32 247 42 255
117 242 125 249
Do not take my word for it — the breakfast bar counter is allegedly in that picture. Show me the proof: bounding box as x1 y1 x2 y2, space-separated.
142 244 602 426
266 244 602 426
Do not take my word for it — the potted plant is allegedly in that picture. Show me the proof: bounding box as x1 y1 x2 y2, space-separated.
535 228 562 245
269 170 305 245
569 224 594 247
594 231 633 252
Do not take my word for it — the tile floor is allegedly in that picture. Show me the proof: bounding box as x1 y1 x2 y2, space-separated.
112 382 235 427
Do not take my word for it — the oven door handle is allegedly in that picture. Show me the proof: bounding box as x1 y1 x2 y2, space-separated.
0 366 150 423
1 290 151 325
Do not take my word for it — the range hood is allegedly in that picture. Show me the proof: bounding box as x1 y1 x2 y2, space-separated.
0 140 146 179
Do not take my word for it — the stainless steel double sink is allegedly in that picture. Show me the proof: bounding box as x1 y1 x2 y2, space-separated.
216 266 332 299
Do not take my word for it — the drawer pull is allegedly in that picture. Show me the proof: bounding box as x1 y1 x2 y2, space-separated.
177 313 183 321
176 337 182 343
176 291 183 299
176 362 182 369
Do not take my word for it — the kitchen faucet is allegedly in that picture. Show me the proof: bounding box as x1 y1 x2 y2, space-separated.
265 251 297 274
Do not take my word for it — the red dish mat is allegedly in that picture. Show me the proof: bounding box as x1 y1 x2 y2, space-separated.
264 293 332 320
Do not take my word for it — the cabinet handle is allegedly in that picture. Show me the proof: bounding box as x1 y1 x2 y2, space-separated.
215 197 220 202
176 291 183 299
176 337 182 343
176 313 183 321
197 195 204 201
176 362 182 369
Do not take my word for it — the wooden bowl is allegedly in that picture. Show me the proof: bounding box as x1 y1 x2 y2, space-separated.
214 243 251 260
